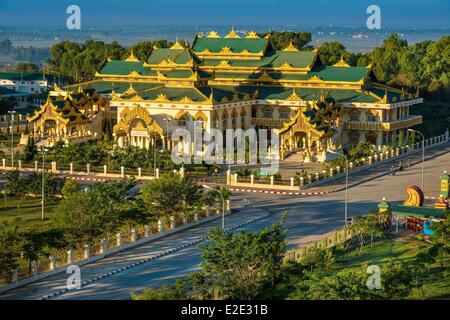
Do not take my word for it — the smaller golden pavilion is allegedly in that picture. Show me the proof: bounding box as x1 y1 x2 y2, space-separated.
26 84 108 146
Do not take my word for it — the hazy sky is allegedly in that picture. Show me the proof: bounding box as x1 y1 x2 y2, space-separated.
1 0 449 28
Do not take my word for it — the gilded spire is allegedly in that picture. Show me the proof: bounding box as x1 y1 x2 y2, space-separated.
225 26 240 38
282 39 299 52
170 37 184 49
287 88 302 101
333 55 350 68
382 90 389 103
124 49 139 62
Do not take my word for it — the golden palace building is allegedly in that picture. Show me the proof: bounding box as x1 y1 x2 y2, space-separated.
30 29 423 162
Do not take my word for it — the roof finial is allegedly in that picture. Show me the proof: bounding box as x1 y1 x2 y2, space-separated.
283 39 299 52
225 26 240 38
333 55 350 67
125 49 139 62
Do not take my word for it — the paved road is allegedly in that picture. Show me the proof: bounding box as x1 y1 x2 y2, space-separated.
1 143 448 300
0 208 268 300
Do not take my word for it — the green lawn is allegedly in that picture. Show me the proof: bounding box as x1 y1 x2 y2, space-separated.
273 233 450 300
0 196 60 232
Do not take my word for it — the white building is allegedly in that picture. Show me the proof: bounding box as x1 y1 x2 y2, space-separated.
0 72 48 94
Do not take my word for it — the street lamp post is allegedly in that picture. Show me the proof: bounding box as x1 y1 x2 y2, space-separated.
408 129 425 192
7 111 16 169
40 147 48 220
202 185 225 230
329 150 349 227
163 117 170 150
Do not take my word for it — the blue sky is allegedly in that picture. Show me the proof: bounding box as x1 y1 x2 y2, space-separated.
1 0 449 28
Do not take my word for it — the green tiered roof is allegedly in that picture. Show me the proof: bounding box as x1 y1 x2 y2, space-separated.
98 60 155 76
70 30 418 106
192 37 268 54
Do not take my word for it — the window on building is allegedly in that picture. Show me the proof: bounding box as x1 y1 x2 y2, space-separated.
367 114 376 122
263 107 272 118
350 112 359 121
279 108 290 119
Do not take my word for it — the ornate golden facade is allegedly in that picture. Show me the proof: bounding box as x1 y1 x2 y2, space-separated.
51 29 422 162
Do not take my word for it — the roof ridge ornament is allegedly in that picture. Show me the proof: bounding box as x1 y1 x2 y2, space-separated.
206 31 220 38
382 90 389 103
170 38 184 49
333 55 350 68
283 40 299 52
225 26 240 38
287 88 302 101
123 83 138 96
245 31 259 38
124 49 140 62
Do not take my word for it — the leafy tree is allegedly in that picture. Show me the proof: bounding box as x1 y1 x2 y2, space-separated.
429 213 450 269
290 268 377 300
370 34 408 84
53 181 132 248
0 221 21 282
23 136 37 161
5 171 28 199
19 229 66 274
14 62 39 72
200 216 287 299
291 260 413 300
257 31 312 50
139 173 202 221
61 179 81 198
318 41 347 65
349 214 384 254
301 247 335 272
131 279 188 300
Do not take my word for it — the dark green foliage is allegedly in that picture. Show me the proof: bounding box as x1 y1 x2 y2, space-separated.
258 31 312 50
23 136 37 161
0 221 21 281
200 215 287 299
139 173 203 221
53 180 137 248
47 40 127 81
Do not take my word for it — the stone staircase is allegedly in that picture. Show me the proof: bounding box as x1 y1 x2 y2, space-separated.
284 150 304 163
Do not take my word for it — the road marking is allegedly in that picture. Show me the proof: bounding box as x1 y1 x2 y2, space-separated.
40 212 269 300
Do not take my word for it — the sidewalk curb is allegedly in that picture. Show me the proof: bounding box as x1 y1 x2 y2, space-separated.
40 211 270 300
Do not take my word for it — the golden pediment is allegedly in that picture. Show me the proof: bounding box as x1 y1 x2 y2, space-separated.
128 70 141 77
280 62 294 69
225 27 240 38
287 89 302 101
155 93 168 102
333 56 350 68
170 39 184 49
245 31 259 38
309 75 323 82
123 84 138 96
220 47 233 54
124 50 140 62
283 40 299 52
220 96 229 103
232 92 239 102
207 31 220 38
180 96 194 104
199 48 212 54
257 71 273 81
157 59 176 67
218 60 231 67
